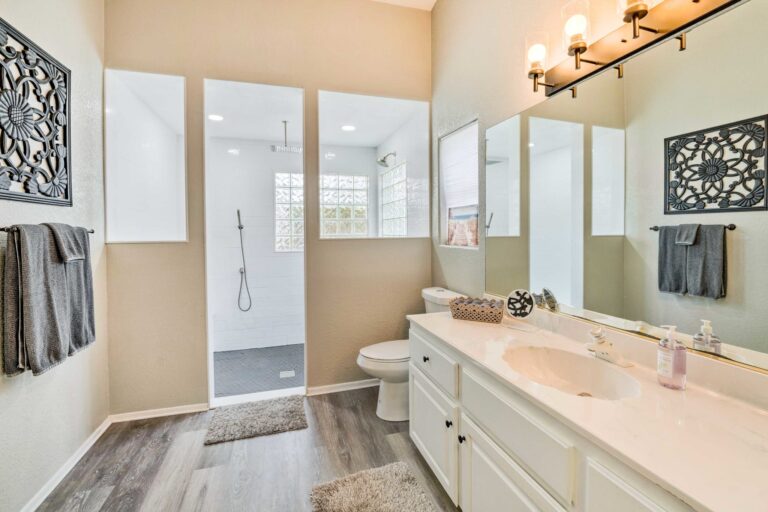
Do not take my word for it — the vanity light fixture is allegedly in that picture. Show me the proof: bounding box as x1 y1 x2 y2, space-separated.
341 125 356 132
618 0 661 39
526 0 741 98
208 114 224 122
526 33 555 93
562 0 604 70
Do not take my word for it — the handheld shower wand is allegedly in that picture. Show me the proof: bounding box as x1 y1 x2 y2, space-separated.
236 209 252 312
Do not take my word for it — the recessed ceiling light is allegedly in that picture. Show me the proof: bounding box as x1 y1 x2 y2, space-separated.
528 142 536 148
341 125 356 132
324 152 336 160
227 148 240 156
208 114 224 122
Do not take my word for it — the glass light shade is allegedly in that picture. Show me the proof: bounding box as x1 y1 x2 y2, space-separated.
525 32 550 72
617 0 659 16
561 0 591 48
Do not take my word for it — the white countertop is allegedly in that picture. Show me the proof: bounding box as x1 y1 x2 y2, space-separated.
408 312 768 512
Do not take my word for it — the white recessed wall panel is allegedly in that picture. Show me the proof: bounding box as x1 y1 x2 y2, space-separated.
105 69 187 243
592 126 625 236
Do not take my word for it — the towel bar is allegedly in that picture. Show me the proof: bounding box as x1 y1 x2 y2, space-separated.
0 226 95 234
649 224 736 231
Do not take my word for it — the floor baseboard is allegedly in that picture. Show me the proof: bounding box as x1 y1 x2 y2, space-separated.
306 378 379 396
20 417 112 512
21 402 210 511
109 402 209 423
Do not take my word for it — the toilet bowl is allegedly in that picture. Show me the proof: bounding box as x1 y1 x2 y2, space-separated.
357 339 410 421
357 287 463 422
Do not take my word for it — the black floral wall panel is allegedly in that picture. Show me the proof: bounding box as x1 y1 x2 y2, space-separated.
0 18 72 206
665 115 768 214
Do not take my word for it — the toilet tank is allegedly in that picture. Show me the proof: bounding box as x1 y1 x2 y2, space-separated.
422 287 464 313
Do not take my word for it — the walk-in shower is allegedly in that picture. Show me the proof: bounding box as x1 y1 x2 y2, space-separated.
204 79 306 403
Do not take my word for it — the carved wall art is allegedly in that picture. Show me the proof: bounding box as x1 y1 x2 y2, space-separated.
665 115 768 214
0 18 71 206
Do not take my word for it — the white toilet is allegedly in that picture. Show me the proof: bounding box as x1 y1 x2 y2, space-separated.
357 287 463 421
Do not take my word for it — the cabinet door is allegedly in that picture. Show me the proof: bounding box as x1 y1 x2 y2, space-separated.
409 365 459 504
460 414 565 512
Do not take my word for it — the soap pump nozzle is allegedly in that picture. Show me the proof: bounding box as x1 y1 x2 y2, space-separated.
660 325 677 347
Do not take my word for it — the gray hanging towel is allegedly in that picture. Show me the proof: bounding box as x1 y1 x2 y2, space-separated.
675 224 700 245
44 222 87 261
658 226 687 295
2 225 70 376
43 223 96 354
686 224 727 299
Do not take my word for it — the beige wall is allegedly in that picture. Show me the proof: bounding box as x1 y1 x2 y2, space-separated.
430 0 623 297
623 0 768 352
104 0 432 411
0 1 108 510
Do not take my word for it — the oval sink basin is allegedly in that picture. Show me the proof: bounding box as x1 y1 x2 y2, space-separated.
502 346 640 400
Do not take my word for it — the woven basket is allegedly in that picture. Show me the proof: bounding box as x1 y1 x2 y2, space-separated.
449 297 504 324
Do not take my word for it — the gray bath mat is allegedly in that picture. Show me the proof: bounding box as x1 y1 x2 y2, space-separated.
204 395 308 445
310 462 437 512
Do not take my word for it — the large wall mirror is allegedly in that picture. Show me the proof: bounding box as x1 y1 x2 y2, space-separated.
485 1 768 371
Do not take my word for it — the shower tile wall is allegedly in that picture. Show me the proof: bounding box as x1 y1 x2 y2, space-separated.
206 138 305 352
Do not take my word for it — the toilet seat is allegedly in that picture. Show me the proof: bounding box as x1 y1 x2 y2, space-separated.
359 339 409 363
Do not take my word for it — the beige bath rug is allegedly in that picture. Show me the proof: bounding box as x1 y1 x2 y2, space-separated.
204 395 308 445
310 462 437 512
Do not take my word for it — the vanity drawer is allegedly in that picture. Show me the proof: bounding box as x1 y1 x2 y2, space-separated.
410 330 459 398
461 368 575 507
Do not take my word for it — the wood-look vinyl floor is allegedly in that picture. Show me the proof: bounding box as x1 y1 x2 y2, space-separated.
38 388 457 512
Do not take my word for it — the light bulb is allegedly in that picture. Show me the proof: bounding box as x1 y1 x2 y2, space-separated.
564 14 588 40
527 44 547 67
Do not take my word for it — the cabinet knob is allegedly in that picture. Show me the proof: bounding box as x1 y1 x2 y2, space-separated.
458 435 466 444
445 420 453 429
422 355 430 363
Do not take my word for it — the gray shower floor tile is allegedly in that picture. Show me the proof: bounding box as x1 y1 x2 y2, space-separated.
214 343 305 397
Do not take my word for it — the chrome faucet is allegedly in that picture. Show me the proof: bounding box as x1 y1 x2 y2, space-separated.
586 326 631 367
532 288 559 312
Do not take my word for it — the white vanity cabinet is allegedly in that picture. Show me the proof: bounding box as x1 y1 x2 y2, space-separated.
408 324 695 512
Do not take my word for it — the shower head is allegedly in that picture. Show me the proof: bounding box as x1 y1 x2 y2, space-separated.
377 151 397 167
271 120 303 154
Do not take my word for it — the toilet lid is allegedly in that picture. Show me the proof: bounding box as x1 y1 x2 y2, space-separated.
359 339 409 362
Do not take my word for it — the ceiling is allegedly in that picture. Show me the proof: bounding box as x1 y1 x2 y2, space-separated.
319 91 426 147
370 0 436 10
204 80 304 142
203 81 425 148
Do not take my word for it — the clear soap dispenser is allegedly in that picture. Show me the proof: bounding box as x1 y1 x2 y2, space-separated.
693 319 722 355
657 325 687 390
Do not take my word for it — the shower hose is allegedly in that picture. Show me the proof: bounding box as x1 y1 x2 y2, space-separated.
237 210 252 312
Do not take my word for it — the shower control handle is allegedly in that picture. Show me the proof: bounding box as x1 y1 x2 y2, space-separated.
422 355 430 363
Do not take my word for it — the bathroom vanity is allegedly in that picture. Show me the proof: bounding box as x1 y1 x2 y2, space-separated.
407 312 768 512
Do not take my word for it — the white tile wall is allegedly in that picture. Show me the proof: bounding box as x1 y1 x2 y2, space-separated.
205 138 305 352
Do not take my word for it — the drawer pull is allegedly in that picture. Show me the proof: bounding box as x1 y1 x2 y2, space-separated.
445 420 453 429
422 355 430 363
458 435 466 444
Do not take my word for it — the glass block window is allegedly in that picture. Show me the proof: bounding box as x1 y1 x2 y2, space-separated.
320 174 369 237
380 163 408 236
274 172 305 252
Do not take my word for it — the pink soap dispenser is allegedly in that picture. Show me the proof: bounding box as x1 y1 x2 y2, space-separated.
657 325 687 390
